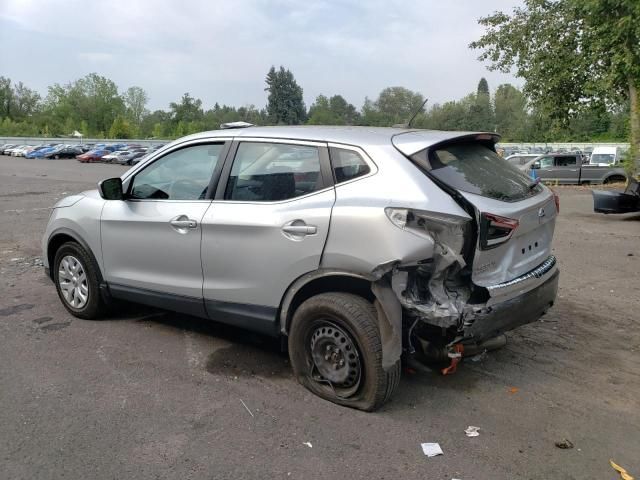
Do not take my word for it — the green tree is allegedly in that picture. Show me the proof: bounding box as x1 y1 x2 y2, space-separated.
169 93 203 124
415 94 476 131
43 73 124 135
307 94 359 125
265 66 306 125
363 87 425 126
471 0 640 172
494 83 527 140
0 77 12 118
123 86 149 126
469 78 494 131
108 115 135 139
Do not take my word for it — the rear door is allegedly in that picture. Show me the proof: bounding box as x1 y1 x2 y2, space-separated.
553 155 580 184
200 139 335 335
414 140 558 286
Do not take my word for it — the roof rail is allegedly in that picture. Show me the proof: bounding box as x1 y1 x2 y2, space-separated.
220 121 254 129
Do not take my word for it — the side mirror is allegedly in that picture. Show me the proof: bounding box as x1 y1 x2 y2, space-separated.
98 177 124 200
531 162 540 170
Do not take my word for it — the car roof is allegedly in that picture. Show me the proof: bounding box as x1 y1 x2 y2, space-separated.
175 125 499 155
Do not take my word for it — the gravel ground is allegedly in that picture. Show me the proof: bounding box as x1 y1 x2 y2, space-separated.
0 155 638 480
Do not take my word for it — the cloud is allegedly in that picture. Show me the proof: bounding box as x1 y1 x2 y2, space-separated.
0 0 523 111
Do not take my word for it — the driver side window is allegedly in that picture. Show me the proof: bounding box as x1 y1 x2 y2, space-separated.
539 156 554 169
130 143 224 200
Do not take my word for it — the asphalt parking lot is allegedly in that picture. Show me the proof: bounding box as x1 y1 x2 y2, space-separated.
1 155 638 479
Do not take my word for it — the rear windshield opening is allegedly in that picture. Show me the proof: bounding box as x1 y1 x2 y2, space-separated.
411 141 542 202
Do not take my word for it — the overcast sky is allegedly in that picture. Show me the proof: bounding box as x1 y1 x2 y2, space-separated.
0 0 523 112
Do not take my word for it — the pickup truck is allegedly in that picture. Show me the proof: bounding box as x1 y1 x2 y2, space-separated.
525 153 627 185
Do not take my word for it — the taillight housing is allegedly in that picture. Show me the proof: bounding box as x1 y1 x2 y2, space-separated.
480 213 519 250
552 190 560 213
385 208 471 255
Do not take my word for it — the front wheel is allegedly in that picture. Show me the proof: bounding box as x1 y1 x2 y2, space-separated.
288 292 401 411
53 242 106 319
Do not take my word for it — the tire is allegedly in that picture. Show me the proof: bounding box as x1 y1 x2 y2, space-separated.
288 292 401 411
604 175 626 184
55 155 60 160
53 241 106 319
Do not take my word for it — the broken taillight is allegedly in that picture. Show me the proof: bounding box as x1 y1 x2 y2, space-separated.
385 208 471 254
552 190 560 213
479 213 519 250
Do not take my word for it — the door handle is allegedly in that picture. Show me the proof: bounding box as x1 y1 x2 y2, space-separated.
282 220 317 236
170 215 197 232
283 225 317 234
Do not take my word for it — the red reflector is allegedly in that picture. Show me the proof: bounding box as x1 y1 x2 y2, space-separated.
483 213 519 229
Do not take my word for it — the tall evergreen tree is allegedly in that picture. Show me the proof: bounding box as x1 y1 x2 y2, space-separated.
265 66 306 125
469 78 494 131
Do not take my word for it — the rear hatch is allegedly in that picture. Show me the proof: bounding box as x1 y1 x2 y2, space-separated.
393 132 558 287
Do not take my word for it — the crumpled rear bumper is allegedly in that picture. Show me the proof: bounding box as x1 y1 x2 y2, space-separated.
463 267 559 341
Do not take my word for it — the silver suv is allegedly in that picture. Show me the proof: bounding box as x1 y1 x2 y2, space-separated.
43 126 559 411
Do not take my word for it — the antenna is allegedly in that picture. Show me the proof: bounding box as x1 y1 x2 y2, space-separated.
407 98 428 129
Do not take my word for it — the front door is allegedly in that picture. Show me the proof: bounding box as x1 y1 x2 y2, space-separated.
535 155 555 182
200 140 335 334
101 142 228 312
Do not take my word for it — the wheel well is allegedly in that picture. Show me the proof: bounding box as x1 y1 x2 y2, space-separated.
605 175 626 184
47 234 77 279
47 233 103 283
283 275 374 334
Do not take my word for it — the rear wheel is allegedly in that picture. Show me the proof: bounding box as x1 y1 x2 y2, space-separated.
288 292 401 411
53 242 106 319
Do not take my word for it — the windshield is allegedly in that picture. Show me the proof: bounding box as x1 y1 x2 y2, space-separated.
590 154 615 164
412 142 541 202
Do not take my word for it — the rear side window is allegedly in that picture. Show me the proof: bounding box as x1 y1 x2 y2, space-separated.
555 156 577 167
329 147 370 183
225 142 323 202
414 142 541 202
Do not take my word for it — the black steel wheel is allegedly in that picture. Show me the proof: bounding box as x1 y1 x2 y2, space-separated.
288 292 401 411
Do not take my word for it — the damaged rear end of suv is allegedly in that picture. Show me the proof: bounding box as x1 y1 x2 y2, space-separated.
381 132 559 372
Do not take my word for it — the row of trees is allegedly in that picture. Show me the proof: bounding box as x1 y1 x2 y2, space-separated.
0 68 631 143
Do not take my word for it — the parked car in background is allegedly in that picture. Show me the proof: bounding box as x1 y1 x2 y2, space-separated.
26 146 57 158
102 151 131 163
44 145 83 159
589 146 620 166
0 144 18 154
130 153 149 165
3 145 23 155
506 153 540 169
13 145 36 157
527 153 627 184
77 149 110 163
117 149 148 165
43 126 560 411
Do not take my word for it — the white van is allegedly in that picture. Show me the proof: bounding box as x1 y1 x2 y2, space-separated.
589 146 619 166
